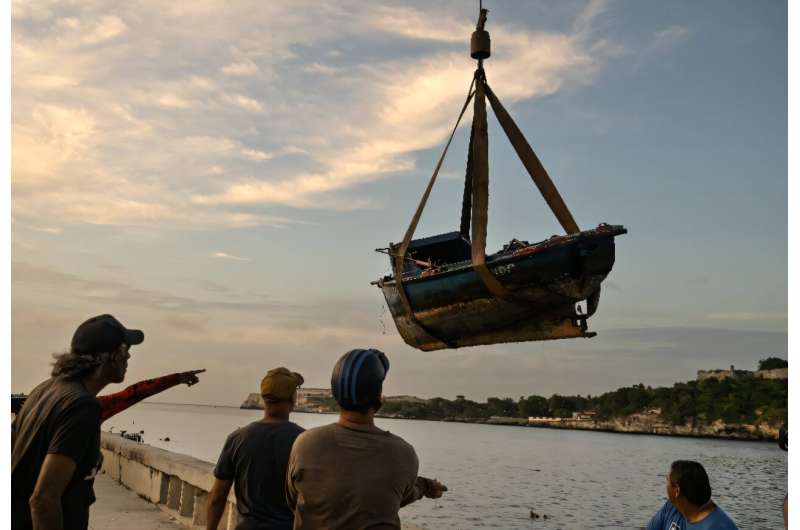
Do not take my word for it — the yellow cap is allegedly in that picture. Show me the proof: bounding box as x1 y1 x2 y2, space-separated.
260 367 304 400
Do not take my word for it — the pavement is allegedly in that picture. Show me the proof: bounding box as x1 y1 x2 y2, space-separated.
90 473 185 530
90 472 427 530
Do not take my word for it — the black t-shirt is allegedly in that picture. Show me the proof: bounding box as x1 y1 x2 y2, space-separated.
214 420 305 530
11 377 103 530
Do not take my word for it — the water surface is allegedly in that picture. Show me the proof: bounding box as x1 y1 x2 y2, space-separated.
107 403 786 529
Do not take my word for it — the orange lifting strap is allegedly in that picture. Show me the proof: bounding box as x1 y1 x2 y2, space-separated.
392 9 580 345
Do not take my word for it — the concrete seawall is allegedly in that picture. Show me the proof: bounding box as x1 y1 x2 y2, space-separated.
100 433 236 529
100 433 425 530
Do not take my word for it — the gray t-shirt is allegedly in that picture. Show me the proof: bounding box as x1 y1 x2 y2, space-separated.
214 420 305 530
286 423 429 530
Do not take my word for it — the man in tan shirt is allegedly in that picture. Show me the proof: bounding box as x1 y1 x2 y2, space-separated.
286 348 446 529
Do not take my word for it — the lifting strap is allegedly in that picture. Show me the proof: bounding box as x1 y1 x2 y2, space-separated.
459 120 475 239
470 75 513 300
392 77 476 347
484 83 580 234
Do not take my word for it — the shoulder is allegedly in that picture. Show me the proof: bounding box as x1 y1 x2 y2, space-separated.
286 421 306 436
296 423 334 441
384 431 418 460
57 386 102 421
647 500 682 530
709 504 738 529
293 424 336 449
222 424 250 445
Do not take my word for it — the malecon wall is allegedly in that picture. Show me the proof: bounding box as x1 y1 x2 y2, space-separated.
100 433 238 529
100 433 425 530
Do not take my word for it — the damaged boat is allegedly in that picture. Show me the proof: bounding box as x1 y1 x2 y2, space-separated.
373 8 626 351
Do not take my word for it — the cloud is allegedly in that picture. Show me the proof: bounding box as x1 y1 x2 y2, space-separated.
34 226 62 234
221 94 264 113
11 0 615 229
81 15 127 45
222 58 259 76
11 261 282 313
210 252 249 261
652 25 690 51
193 3 605 208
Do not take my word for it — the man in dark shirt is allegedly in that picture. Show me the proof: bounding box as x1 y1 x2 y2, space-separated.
11 314 144 530
207 367 306 530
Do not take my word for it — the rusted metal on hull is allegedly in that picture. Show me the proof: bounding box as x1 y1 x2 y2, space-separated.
375 225 625 351
381 285 592 351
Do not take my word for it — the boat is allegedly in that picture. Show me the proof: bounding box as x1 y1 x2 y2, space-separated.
373 7 626 351
375 224 625 351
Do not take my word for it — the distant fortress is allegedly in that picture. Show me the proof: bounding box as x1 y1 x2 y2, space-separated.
241 387 333 410
241 388 429 410
696 365 788 382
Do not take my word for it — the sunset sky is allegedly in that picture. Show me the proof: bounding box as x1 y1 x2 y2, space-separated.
10 0 787 404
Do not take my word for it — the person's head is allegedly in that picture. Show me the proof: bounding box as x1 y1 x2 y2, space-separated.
260 367 304 420
666 460 712 508
331 348 390 415
52 314 144 384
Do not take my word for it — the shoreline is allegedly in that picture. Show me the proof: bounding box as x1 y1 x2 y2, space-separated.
234 405 781 443
139 402 779 443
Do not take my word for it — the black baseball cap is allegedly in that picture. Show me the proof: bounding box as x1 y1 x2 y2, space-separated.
71 314 144 356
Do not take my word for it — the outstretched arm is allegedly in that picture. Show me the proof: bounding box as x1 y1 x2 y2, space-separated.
400 476 447 507
99 370 205 421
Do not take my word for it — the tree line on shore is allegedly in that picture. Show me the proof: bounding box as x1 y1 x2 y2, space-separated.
372 357 788 426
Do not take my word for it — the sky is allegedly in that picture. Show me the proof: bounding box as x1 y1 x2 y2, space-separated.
10 0 787 405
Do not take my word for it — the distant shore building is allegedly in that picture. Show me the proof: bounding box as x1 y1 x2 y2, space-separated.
296 387 332 406
697 365 788 382
383 395 429 404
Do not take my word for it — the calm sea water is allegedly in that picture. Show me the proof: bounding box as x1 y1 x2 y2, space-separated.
107 403 786 529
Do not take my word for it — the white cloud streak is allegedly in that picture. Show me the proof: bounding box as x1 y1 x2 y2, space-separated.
210 252 250 261
12 1 615 227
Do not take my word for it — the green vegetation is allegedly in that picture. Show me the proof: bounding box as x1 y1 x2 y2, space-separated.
379 361 787 427
758 357 788 371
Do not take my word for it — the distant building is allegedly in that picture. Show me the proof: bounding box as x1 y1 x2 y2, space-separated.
571 411 598 421
383 395 429 404
528 416 561 423
697 364 788 382
297 387 332 406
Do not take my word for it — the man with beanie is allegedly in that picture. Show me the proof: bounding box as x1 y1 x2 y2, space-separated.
286 348 447 530
12 314 144 530
207 367 306 530
646 460 738 529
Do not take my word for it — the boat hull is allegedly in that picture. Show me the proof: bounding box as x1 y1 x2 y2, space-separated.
376 225 625 351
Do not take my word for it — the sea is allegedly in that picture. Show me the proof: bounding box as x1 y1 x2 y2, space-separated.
106 402 787 529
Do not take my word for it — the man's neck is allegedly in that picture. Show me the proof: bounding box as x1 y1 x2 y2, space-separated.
677 500 715 523
79 374 109 397
261 413 290 423
338 409 382 433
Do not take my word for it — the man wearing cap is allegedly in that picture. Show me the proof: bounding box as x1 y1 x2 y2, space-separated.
11 314 144 530
207 367 306 530
286 348 447 530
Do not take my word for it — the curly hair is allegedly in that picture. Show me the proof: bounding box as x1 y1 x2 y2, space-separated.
51 351 112 379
